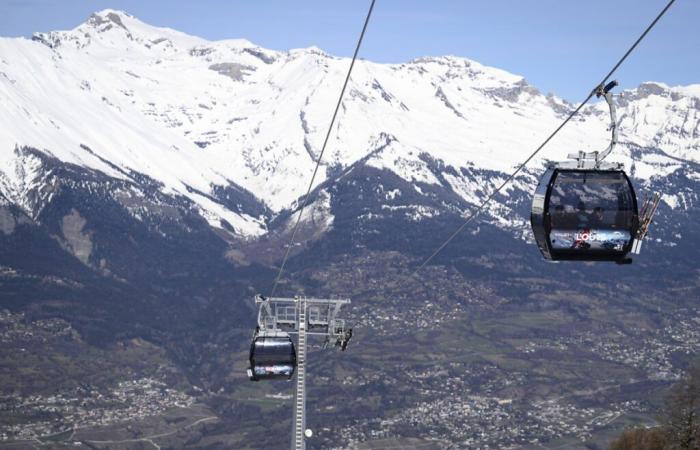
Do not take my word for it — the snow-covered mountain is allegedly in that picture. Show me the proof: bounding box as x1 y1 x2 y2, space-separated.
0 9 698 241
1 13 699 447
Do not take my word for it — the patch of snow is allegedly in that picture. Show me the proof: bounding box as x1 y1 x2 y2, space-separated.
662 194 678 209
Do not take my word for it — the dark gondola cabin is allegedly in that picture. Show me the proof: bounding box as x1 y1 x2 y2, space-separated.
531 168 639 262
247 331 297 381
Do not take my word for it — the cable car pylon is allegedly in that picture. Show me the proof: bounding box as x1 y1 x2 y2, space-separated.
248 295 353 450
294 298 307 450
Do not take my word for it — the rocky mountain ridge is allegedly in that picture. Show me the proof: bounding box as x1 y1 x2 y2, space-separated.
0 9 697 247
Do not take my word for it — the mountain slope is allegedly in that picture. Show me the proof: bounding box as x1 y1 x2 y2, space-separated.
1 9 698 244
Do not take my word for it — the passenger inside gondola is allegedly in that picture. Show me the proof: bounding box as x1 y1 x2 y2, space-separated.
576 201 589 227
591 207 605 226
550 205 564 227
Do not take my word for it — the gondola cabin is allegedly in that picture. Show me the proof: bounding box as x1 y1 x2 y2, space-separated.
247 331 297 381
531 168 639 262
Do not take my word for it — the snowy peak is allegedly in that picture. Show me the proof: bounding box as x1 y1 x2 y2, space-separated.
610 82 700 164
86 10 132 32
631 82 700 100
31 9 204 54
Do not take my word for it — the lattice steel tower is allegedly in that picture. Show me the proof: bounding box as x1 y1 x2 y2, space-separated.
252 295 352 450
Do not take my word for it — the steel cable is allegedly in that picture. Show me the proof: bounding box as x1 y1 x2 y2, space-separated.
270 0 376 296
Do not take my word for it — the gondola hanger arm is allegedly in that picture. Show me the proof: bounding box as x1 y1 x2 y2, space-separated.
567 80 619 168
594 80 619 164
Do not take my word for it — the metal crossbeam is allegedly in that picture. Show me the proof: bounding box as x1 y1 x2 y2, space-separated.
255 295 351 337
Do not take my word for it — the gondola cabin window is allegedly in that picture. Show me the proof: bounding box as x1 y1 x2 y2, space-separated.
548 171 636 252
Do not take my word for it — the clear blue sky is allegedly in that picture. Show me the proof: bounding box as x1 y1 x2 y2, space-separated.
1 0 696 101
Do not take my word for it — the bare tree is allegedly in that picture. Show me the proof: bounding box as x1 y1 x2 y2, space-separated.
610 427 667 450
661 362 700 449
610 360 700 450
